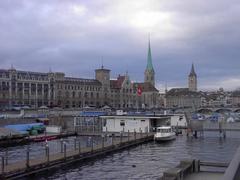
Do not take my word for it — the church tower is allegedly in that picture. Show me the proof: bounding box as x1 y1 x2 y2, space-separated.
144 39 155 86
188 63 197 92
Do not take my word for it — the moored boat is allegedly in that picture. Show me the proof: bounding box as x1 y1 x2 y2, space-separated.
154 126 176 142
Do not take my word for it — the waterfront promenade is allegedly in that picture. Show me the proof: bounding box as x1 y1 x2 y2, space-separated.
0 132 153 179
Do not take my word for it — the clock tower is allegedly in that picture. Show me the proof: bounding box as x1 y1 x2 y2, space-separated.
188 63 197 92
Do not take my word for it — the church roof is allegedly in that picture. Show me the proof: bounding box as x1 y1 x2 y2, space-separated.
133 82 158 92
166 88 201 97
146 40 154 72
110 75 125 89
189 63 196 77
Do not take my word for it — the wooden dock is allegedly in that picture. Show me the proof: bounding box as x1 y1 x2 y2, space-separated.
0 132 154 179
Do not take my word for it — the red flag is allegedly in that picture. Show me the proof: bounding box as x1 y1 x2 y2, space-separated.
137 85 142 96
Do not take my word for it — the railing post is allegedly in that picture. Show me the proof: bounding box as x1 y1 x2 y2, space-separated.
120 132 123 144
102 134 104 149
91 137 94 153
60 138 63 153
134 129 136 140
78 141 81 155
26 145 30 168
74 136 77 151
64 142 67 160
5 148 8 166
46 144 49 164
1 156 4 174
45 142 48 157
128 130 130 142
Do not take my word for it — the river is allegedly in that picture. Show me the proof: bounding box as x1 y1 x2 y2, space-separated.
26 131 240 180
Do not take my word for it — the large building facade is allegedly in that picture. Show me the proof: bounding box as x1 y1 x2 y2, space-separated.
166 64 201 108
0 43 160 109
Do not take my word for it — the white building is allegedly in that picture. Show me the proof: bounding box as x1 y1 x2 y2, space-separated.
100 115 171 133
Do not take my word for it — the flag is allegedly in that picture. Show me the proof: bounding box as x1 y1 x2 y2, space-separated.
137 85 142 96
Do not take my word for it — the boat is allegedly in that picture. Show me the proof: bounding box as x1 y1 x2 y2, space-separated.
154 126 176 142
31 135 57 142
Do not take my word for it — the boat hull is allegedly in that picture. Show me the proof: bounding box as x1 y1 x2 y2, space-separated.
154 135 176 142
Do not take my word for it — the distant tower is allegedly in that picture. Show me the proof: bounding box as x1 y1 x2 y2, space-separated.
144 39 155 86
188 63 197 92
95 65 111 106
95 65 110 88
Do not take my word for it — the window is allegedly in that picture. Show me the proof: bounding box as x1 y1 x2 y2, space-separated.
120 121 125 126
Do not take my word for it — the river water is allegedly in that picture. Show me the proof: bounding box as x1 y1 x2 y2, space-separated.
25 131 240 180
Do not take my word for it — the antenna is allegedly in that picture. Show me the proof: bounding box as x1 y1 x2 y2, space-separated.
101 56 104 69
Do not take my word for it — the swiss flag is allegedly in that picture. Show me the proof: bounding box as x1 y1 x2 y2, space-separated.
137 85 142 96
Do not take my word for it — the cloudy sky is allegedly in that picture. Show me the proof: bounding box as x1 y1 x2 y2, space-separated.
0 0 240 91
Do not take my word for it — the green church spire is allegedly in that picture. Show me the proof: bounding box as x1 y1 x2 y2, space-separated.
146 39 154 72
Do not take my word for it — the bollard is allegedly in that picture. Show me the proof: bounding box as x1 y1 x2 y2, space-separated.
26 145 30 168
64 142 67 160
60 138 63 153
91 137 94 153
1 156 4 174
5 148 8 166
74 136 77 151
128 130 130 142
78 141 81 155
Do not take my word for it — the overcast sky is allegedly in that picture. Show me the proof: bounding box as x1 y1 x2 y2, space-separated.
0 0 240 91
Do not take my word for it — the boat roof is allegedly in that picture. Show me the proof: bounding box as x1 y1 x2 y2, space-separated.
157 126 171 130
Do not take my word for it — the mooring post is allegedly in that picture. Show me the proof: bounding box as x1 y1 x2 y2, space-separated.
1 156 4 174
5 148 8 166
128 130 130 142
78 141 81 155
26 145 30 168
64 142 67 160
91 137 94 153
60 138 63 153
74 136 77 151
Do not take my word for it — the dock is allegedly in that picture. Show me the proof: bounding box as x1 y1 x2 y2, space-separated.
161 145 240 180
0 132 153 179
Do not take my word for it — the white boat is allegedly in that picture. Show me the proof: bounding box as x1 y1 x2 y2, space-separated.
154 126 176 142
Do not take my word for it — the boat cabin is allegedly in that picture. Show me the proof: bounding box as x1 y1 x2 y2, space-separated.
157 127 172 133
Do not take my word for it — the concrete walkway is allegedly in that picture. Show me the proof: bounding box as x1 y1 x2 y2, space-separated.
185 172 223 180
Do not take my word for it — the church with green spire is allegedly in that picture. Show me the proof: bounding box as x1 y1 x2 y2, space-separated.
144 39 155 86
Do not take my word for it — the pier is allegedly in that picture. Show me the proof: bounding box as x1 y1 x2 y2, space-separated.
0 132 153 179
161 145 240 180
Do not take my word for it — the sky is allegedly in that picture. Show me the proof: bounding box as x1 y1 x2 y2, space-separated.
1 0 240 92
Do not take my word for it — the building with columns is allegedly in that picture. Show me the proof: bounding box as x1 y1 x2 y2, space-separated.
0 42 161 110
